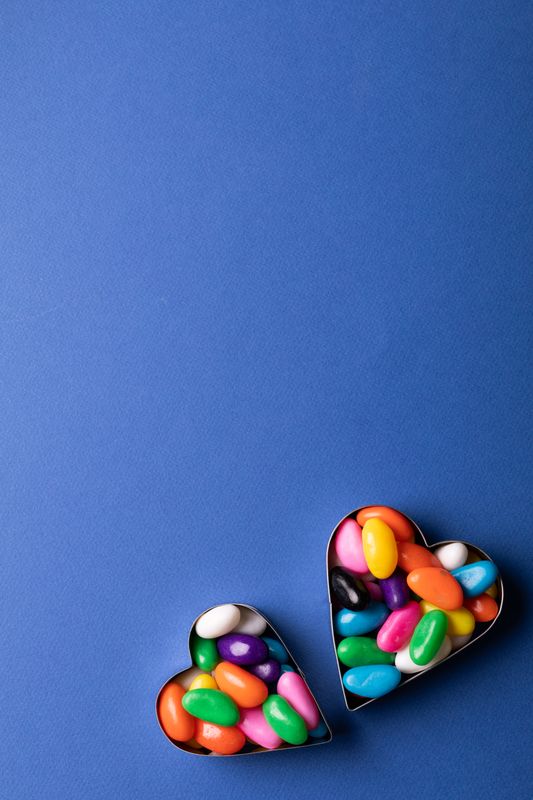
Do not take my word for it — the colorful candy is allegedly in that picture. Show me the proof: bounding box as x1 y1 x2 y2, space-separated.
262 695 308 745
337 636 395 667
451 561 498 598
191 634 219 672
409 610 448 666
330 567 370 611
277 672 320 730
396 541 440 572
236 706 283 750
334 602 389 637
434 542 468 571
376 600 421 653
379 570 409 610
217 633 268 666
356 506 414 542
181 688 239 726
195 720 246 755
406 567 463 610
214 661 268 708
334 517 368 573
158 683 195 742
395 636 452 674
362 518 398 579
463 593 499 622
195 604 241 639
342 665 402 698
419 600 475 637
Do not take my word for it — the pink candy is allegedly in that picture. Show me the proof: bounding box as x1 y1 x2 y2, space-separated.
376 600 421 653
334 518 368 574
277 672 320 730
237 706 283 750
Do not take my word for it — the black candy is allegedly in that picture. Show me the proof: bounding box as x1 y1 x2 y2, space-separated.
330 567 370 611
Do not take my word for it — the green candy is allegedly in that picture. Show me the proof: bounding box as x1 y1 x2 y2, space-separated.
191 633 219 671
181 688 239 726
337 636 395 668
263 695 308 746
410 610 448 666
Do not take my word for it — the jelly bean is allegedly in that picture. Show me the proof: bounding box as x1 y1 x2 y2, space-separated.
485 582 498 599
248 658 281 684
262 636 289 664
334 602 389 637
409 610 448 666
175 666 204 690
330 567 370 611
189 673 218 691
214 662 268 708
395 635 451 673
237 705 283 750
308 720 328 738
334 518 368 574
449 632 472 650
185 737 203 749
407 567 463 610
158 682 195 742
362 519 398 579
280 664 295 673
195 604 241 639
277 672 320 730
434 542 468 571
263 695 308 745
364 580 383 602
379 570 409 610
356 506 414 542
419 600 475 637
191 634 220 672
396 542 440 572
376 600 421 653
181 688 239 726
337 636 395 667
464 593 499 622
343 665 401 698
217 634 268 666
451 561 498 598
195 720 246 755
232 607 268 637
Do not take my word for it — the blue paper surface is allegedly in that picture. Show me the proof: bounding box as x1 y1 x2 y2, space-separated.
1 2 532 798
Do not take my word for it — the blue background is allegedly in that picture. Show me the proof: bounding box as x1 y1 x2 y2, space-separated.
1 2 532 798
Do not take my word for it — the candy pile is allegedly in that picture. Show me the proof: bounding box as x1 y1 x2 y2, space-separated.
157 604 330 754
329 506 501 706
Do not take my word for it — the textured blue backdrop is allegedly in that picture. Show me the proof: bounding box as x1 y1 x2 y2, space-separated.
1 2 532 798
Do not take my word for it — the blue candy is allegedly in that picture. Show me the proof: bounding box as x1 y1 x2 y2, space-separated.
334 602 389 637
308 720 328 738
343 665 401 698
261 636 289 663
451 560 498 598
280 664 295 673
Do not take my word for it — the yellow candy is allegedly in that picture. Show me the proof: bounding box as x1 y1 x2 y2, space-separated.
485 582 498 599
419 601 475 637
362 518 398 579
189 673 218 691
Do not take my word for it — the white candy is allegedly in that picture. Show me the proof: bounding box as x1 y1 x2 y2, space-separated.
175 666 203 689
450 632 473 650
434 542 468 571
395 636 452 674
195 603 241 639
232 607 267 636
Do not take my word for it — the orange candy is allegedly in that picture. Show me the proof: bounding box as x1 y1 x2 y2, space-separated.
397 542 441 572
407 567 463 610
195 720 246 755
356 506 414 542
158 682 195 742
214 661 268 708
464 593 499 622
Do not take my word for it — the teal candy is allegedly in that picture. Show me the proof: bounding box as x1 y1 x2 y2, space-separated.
451 561 498 598
342 665 401 698
334 602 389 637
280 664 295 673
308 720 328 738
262 636 289 663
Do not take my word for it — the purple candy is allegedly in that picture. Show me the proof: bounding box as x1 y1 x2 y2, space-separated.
379 570 409 610
247 658 281 683
216 633 268 666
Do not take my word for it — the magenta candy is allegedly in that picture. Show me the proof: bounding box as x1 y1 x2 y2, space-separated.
277 671 320 730
217 633 268 666
334 518 368 574
376 600 421 653
248 658 281 683
379 570 409 610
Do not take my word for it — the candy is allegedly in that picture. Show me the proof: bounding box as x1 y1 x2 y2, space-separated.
277 672 320 730
217 633 268 666
175 666 204 690
263 695 308 745
262 636 289 664
337 636 395 667
308 720 328 738
158 683 195 742
449 632 472 650
342 665 402 698
356 506 414 542
409 610 448 666
376 600 421 653
362 518 398 579
396 541 440 572
395 636 451 674
407 567 463 610
191 634 219 672
485 583 498 599
434 542 468 571
330 567 370 611
451 561 498 598
214 662 268 708
236 706 283 750
334 602 389 637
232 607 268 636
195 604 241 639
364 580 383 601
248 658 281 683
181 688 239 726
195 720 246 755
189 673 218 691
280 664 295 673
464 593 499 622
379 570 409 610
334 518 368 574
419 600 475 637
